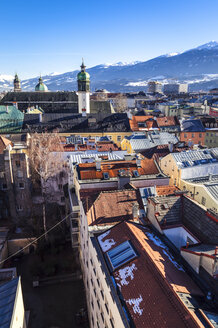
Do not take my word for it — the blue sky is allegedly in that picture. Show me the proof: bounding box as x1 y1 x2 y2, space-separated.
1 0 218 78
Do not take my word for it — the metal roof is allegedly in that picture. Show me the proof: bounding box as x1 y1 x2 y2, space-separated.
181 119 205 132
0 277 19 328
173 148 218 168
205 184 218 200
129 132 178 151
70 150 127 164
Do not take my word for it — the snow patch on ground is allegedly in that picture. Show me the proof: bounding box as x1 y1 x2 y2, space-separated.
145 232 184 271
116 263 137 286
97 230 116 252
126 295 143 316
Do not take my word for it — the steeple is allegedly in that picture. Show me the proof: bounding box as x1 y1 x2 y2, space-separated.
77 59 90 114
80 58 86 72
14 74 21 92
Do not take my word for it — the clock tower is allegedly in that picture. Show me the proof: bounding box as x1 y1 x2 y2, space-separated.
77 60 90 114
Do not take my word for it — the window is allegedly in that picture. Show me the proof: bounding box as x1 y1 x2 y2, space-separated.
105 301 109 314
2 183 7 190
17 170 23 178
184 133 187 138
101 289 104 300
101 312 104 323
58 184 63 190
15 160 20 167
18 182 24 189
133 170 140 178
117 135 121 142
16 204 23 211
107 240 137 271
192 133 195 138
61 196 65 203
201 197 206 206
97 298 100 309
110 317 115 328
199 133 202 138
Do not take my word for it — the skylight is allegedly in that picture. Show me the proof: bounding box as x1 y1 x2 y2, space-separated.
103 172 110 180
133 170 140 177
107 240 137 271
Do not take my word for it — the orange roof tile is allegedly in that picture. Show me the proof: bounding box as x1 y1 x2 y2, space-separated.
157 116 178 127
86 190 143 226
78 158 159 180
156 185 179 196
97 222 204 328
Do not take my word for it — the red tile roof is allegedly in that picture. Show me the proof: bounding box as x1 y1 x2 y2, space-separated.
63 144 96 151
157 116 178 127
156 185 179 196
86 189 143 226
78 158 159 180
97 222 204 328
129 116 159 131
96 141 119 152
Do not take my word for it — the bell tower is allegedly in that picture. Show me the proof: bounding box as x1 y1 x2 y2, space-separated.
77 60 90 114
14 74 21 92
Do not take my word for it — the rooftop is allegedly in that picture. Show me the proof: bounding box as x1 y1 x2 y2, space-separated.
77 157 159 181
85 189 143 226
126 131 178 151
0 277 19 328
181 119 205 132
96 222 204 328
172 148 218 169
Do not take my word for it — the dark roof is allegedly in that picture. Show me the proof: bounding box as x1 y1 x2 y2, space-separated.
22 112 131 133
182 119 205 132
0 91 78 113
0 277 19 328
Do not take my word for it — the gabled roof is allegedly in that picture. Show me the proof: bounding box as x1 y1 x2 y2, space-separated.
0 277 19 328
96 222 203 328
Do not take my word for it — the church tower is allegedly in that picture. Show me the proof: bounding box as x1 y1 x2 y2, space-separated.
14 74 21 92
77 59 90 114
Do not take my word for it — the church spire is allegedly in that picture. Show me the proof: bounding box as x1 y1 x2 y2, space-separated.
14 73 21 92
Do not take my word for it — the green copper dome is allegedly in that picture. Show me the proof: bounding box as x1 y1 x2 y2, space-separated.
77 71 90 81
35 77 48 92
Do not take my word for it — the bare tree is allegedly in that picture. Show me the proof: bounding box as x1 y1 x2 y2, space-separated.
27 131 68 237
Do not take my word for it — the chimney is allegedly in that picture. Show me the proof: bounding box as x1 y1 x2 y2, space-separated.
39 113 42 123
136 155 141 167
168 142 173 153
186 241 189 248
118 171 131 189
132 203 139 221
96 158 102 171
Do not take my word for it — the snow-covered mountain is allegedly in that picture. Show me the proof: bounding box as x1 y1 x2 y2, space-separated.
1 41 218 93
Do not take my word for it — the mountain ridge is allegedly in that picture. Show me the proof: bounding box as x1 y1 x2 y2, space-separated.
1 41 218 93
